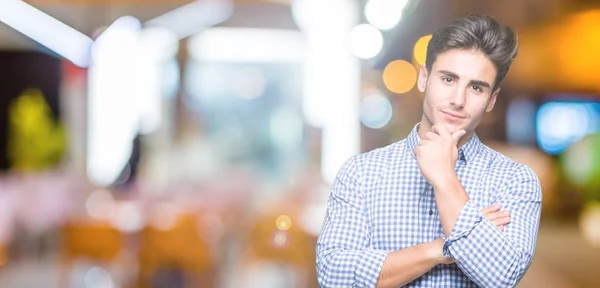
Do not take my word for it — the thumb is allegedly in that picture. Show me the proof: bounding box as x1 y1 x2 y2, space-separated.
452 130 466 143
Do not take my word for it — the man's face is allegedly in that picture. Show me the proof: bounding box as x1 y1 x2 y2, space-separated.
418 48 500 136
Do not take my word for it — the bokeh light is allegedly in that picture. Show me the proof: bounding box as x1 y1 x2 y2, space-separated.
149 202 180 231
364 0 408 30
276 215 292 231
347 24 383 59
537 102 600 155
360 93 393 129
413 34 432 66
109 201 143 233
382 59 417 94
579 201 600 248
84 266 114 288
562 133 600 199
85 189 116 220
271 230 290 249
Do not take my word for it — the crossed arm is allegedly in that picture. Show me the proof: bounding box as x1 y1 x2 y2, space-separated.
316 157 541 288
434 165 542 287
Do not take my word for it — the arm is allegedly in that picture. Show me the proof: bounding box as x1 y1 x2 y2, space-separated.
375 238 451 288
316 157 447 288
435 165 542 288
415 125 541 287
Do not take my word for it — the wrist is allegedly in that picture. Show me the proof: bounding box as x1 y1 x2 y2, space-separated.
427 238 446 265
432 172 459 190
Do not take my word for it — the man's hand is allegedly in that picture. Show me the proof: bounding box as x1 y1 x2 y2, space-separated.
414 125 466 187
432 205 511 265
481 204 511 232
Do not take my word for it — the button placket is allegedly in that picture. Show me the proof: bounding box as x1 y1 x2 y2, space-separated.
426 186 439 243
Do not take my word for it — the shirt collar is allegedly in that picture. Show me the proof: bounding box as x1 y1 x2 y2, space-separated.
405 122 483 164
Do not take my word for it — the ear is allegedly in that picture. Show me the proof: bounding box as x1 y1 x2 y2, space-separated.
417 65 428 92
486 88 500 112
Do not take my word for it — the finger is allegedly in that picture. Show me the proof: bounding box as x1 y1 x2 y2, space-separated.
499 225 504 232
489 210 510 219
491 217 511 226
486 211 508 222
485 212 506 221
480 204 501 214
452 129 466 143
424 132 440 141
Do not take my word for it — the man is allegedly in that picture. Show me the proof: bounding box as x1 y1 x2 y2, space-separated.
316 14 542 288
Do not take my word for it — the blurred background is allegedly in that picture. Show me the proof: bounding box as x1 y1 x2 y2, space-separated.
0 0 599 287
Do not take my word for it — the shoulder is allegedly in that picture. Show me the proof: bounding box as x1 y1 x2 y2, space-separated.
478 145 541 195
337 139 406 186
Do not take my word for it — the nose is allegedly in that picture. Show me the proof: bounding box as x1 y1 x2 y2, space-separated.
449 87 466 108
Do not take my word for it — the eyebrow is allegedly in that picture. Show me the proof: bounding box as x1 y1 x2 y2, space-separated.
438 70 491 89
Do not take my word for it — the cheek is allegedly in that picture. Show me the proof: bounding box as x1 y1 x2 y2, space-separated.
423 93 439 111
426 82 452 101
467 102 490 118
423 96 444 122
424 81 452 111
426 94 449 111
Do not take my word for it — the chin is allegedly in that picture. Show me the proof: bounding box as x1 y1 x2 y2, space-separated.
436 121 468 134
434 120 458 129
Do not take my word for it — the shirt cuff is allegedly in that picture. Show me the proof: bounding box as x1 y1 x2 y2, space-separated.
442 200 483 258
355 248 389 287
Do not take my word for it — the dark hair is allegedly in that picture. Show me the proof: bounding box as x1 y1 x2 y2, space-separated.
425 14 518 91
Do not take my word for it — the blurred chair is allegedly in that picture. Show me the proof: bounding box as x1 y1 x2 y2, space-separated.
0 243 6 268
136 211 215 288
236 211 318 288
59 220 125 287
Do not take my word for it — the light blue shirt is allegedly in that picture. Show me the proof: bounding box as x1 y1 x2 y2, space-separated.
316 124 542 287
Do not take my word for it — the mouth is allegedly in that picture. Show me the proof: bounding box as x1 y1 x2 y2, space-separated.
441 110 465 120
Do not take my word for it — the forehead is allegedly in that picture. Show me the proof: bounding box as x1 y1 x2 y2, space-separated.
432 49 497 84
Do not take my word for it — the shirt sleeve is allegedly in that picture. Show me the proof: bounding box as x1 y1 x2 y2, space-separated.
442 164 542 288
316 156 389 288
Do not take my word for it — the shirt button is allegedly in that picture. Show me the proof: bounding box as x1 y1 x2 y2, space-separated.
429 210 433 215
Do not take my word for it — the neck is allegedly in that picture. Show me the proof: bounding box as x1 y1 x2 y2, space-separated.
417 117 474 148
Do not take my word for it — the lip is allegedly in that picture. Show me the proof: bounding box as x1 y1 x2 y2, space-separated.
441 110 465 119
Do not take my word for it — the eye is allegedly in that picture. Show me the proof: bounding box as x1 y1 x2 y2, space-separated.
471 85 482 92
442 77 454 83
